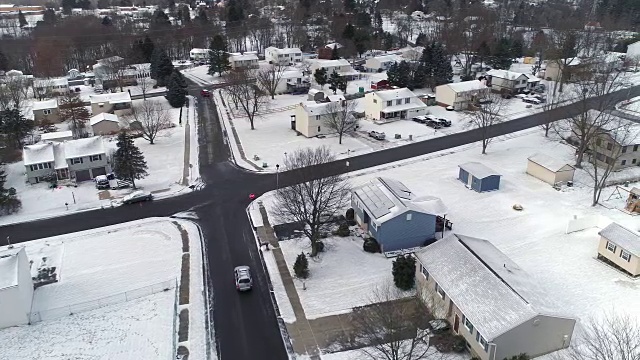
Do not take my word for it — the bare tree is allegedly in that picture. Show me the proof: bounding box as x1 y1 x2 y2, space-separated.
32 78 53 101
136 77 153 100
256 64 287 100
350 284 442 360
322 99 358 144
126 100 172 144
560 312 640 360
273 146 351 256
465 93 507 154
0 75 30 110
224 69 269 130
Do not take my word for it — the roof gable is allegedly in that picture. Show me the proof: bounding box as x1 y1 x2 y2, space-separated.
0 247 22 290
459 162 500 179
23 143 55 165
63 137 106 159
527 153 574 173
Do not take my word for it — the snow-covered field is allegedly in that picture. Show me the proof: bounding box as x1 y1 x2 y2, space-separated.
3 96 198 225
0 217 207 360
182 65 226 86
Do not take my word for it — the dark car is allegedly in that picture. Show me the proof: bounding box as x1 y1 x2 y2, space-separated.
426 119 442 129
412 115 427 124
201 89 211 97
122 190 153 204
428 319 451 334
438 118 452 127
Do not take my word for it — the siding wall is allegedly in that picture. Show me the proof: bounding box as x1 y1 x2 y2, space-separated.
458 168 470 184
376 210 435 252
435 85 456 106
479 175 501 192
597 237 640 276
493 314 575 359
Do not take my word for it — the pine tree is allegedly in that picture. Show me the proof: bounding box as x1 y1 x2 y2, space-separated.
415 33 427 46
208 35 231 76
0 109 34 149
150 47 174 86
18 10 27 28
42 9 56 25
113 131 148 189
432 43 453 87
314 68 328 88
342 23 355 40
330 46 340 60
328 70 341 94
392 255 416 291
409 63 426 90
489 38 514 70
226 0 244 23
0 50 9 72
196 8 208 25
0 164 20 215
167 69 187 108
141 36 155 63
387 61 411 88
337 76 348 93
293 252 309 279
101 16 112 26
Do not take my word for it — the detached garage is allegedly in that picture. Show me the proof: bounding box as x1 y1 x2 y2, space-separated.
458 162 501 192
526 153 575 186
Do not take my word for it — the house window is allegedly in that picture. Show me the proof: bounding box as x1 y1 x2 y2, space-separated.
44 163 50 169
606 241 616 253
622 146 627 153
396 99 402 105
386 101 392 106
634 145 638 151
405 98 410 104
373 99 377 104
606 143 613 151
71 158 83 165
633 159 637 164
37 163 43 170
620 250 631 262
43 109 52 115
596 138 602 146
621 160 627 166
605 156 614 165
435 282 445 299
476 332 489 352
371 221 377 230
464 316 474 333
89 154 102 162
315 115 320 121
420 264 429 279
406 213 412 221
317 126 321 132
30 165 37 171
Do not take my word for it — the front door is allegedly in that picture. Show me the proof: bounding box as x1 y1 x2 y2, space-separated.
453 314 460 333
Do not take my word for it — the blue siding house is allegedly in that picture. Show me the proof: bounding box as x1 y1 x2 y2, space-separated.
351 177 448 253
458 162 501 192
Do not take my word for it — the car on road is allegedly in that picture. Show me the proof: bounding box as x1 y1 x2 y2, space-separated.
369 131 386 140
428 319 451 334
201 89 211 97
234 265 253 291
122 190 153 204
412 115 427 124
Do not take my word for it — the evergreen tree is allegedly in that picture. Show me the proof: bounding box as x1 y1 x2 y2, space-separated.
0 164 20 215
61 0 75 14
422 42 452 90
510 38 524 58
167 69 187 108
208 35 231 76
0 109 34 149
387 61 411 88
337 76 348 93
293 252 309 279
409 63 426 90
113 131 148 189
195 8 208 25
353 31 370 57
18 10 27 28
342 23 355 40
140 36 155 63
313 68 328 88
42 9 56 25
101 16 112 26
226 0 244 23
489 38 513 70
150 47 174 86
328 70 341 94
330 46 340 60
476 40 491 66
150 9 171 29
0 50 8 72
392 255 416 291
415 33 427 46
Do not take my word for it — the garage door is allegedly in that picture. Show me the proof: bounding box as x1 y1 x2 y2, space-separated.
75 169 91 182
91 167 107 177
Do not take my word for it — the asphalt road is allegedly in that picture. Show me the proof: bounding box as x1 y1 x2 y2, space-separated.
1 83 639 360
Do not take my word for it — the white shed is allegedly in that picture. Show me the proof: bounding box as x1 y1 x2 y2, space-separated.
526 153 575 186
0 247 34 329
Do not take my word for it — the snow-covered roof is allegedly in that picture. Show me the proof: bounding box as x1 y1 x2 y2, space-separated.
299 101 335 115
32 99 58 111
63 137 105 159
374 87 418 101
370 54 402 64
229 53 259 62
326 94 345 102
267 47 302 55
486 69 528 80
90 112 119 126
527 153 574 173
23 143 55 165
325 42 343 49
523 73 540 82
0 247 22 290
89 92 131 104
282 70 304 79
53 142 68 169
312 58 351 68
444 80 488 93
190 48 209 54
416 234 566 341
596 110 640 146
41 131 73 142
459 162 500 179
599 222 640 257
352 177 447 224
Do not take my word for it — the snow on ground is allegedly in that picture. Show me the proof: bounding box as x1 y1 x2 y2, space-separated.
262 129 640 328
182 65 226 86
618 95 640 114
298 344 468 360
2 96 196 225
0 217 206 360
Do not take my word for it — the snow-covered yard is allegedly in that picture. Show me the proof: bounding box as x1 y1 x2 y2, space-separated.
182 65 226 86
0 217 209 360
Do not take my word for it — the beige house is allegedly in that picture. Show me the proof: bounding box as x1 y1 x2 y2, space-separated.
597 222 640 277
228 53 259 69
90 113 121 135
33 77 69 97
294 99 345 137
435 80 489 110
544 58 584 82
486 69 539 94
0 247 34 329
579 111 640 170
89 92 132 116
415 234 575 360
364 54 401 72
32 99 60 124
364 88 428 121
526 153 575 186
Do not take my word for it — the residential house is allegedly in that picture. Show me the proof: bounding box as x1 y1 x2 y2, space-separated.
351 177 448 252
264 47 303 65
364 54 402 73
258 69 309 95
90 113 121 135
309 59 360 81
485 69 538 94
526 153 575 186
398 46 425 62
89 92 133 116
33 77 69 97
544 58 584 82
625 188 640 214
626 41 640 68
40 131 73 143
0 247 34 329
189 48 210 63
23 137 110 183
597 222 640 277
228 53 259 70
578 111 640 170
92 56 145 89
293 98 344 137
364 88 428 122
458 162 501 192
415 234 576 360
318 43 343 59
32 99 60 124
435 80 489 110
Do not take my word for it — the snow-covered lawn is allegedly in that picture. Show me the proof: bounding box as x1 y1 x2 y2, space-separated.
2 96 198 225
182 65 226 86
0 217 208 360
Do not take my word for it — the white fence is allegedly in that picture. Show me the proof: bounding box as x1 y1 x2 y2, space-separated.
565 215 612 234
29 278 178 324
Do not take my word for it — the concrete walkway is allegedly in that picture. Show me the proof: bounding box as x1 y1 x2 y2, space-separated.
182 102 191 186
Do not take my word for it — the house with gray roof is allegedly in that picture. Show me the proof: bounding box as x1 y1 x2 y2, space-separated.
597 222 640 277
351 177 447 253
415 234 576 360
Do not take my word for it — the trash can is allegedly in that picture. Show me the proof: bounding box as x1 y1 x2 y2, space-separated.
359 87 364 93
409 134 413 141
395 134 401 139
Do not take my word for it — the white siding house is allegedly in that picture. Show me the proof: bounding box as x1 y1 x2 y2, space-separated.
294 100 342 137
90 92 133 116
435 80 490 110
309 59 360 80
0 247 34 329
364 88 428 121
33 77 69 97
486 69 538 93
189 48 210 63
365 54 402 72
264 47 303 65
228 53 259 69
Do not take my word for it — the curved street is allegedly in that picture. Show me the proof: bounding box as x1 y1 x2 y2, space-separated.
1 83 639 360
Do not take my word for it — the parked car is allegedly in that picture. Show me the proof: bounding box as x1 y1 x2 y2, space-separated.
523 97 541 105
437 118 452 127
426 119 443 129
234 265 253 291
122 190 153 204
446 106 455 111
412 115 427 124
94 175 110 190
369 131 386 140
428 319 451 334
201 89 211 97
514 93 528 99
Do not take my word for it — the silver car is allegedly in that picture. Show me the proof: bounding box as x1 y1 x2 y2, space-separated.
122 190 153 204
234 266 253 291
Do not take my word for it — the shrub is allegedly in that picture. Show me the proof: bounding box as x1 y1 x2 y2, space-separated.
503 355 529 360
363 238 381 253
315 240 325 252
293 252 309 279
452 335 467 353
335 223 350 237
392 255 416 290
345 208 355 221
